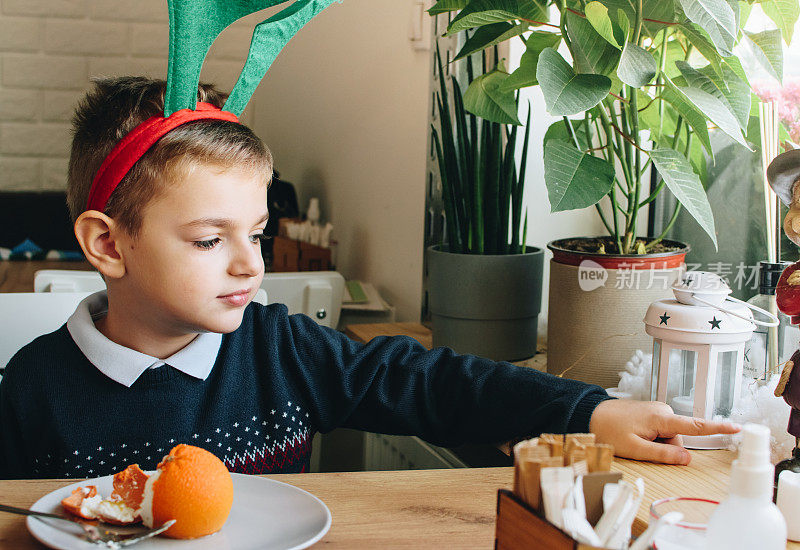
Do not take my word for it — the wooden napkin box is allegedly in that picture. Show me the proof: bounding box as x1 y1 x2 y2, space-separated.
495 490 606 550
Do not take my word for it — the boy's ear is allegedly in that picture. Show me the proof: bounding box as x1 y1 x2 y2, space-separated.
74 211 127 279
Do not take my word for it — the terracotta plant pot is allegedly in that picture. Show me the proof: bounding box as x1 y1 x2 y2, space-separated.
427 245 544 361
546 237 690 388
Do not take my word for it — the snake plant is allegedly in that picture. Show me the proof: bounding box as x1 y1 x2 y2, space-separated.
431 48 532 255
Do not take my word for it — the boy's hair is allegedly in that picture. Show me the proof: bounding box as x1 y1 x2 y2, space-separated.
67 76 272 236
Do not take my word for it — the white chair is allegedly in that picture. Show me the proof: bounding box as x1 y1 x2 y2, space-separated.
34 269 345 328
0 292 92 372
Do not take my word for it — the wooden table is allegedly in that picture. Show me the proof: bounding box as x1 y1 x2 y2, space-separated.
0 261 91 293
1 451 797 548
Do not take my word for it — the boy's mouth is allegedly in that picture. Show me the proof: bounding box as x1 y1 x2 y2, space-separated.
217 289 253 307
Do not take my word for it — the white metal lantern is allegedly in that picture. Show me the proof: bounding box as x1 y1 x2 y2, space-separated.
643 272 778 449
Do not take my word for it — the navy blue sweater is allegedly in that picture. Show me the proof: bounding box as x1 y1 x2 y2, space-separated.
0 303 611 479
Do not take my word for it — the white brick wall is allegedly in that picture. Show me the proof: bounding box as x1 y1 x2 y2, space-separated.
0 1 260 191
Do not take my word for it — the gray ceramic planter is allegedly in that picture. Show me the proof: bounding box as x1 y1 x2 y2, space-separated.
427 245 544 361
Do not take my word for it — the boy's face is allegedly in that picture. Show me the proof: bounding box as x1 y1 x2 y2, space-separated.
117 163 268 336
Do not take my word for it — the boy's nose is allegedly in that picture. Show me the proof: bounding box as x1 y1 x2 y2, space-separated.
229 240 264 278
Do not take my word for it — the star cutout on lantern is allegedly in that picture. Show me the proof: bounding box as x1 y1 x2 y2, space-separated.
659 312 670 325
709 317 722 330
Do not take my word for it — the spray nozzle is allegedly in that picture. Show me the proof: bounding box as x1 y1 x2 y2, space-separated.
738 423 770 468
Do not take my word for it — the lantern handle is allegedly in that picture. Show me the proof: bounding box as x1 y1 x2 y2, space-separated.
691 294 780 327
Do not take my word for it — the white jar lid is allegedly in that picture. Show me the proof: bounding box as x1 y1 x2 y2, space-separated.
644 298 755 335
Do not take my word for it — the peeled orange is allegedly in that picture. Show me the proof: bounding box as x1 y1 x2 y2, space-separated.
140 444 234 539
61 485 99 519
60 444 233 540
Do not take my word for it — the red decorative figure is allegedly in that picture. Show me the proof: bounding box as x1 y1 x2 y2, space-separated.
769 149 800 490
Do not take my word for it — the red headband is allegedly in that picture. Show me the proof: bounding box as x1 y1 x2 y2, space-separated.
86 102 240 212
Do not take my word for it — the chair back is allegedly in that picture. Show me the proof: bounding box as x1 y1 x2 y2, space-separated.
0 292 91 371
34 270 344 327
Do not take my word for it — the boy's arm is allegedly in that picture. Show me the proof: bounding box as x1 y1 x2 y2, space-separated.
282 313 612 447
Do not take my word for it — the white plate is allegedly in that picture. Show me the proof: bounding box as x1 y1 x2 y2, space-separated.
27 473 332 550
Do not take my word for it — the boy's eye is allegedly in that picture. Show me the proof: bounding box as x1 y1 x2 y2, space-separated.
250 233 270 244
193 238 221 250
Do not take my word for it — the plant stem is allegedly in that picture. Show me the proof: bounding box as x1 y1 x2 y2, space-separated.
646 202 682 251
609 186 623 252
584 111 592 152
600 102 633 192
628 86 643 252
639 177 664 208
598 106 633 245
557 0 574 55
633 0 643 45
657 30 668 138
618 93 636 252
518 17 560 29
670 116 684 150
595 203 614 234
564 116 581 149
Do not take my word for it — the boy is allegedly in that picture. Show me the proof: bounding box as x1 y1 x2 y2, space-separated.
0 77 737 479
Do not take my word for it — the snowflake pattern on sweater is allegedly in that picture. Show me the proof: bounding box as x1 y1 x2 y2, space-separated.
33 403 312 478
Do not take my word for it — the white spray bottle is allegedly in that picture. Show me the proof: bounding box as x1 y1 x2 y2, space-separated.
706 423 787 550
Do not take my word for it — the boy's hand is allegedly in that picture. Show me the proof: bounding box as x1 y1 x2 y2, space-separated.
588 399 741 465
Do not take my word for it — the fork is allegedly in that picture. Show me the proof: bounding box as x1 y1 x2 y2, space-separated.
0 503 175 547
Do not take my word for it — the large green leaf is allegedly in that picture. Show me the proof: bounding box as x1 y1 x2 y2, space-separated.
659 40 685 80
500 31 561 90
566 11 622 76
679 23 724 77
544 141 615 211
677 60 750 130
463 65 522 124
661 77 713 157
455 22 529 60
505 33 561 90
761 0 799 45
537 48 612 115
429 0 468 15
682 87 748 147
722 55 749 84
617 42 657 87
447 0 547 34
740 1 752 30
543 118 594 151
649 147 718 249
585 1 623 48
677 0 737 55
669 126 709 186
744 30 784 83
714 61 751 130
617 9 631 40
726 0 741 34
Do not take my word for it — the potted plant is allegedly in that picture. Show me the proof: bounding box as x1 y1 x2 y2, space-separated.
428 48 544 361
429 0 791 386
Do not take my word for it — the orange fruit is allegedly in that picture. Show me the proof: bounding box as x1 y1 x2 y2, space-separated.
61 485 99 519
140 444 233 539
103 464 149 522
62 466 149 525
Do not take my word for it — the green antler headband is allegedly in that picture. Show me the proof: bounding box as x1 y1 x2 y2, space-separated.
86 0 337 212
166 0 339 117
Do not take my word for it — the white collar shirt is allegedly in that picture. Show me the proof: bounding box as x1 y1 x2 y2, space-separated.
66 291 222 387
